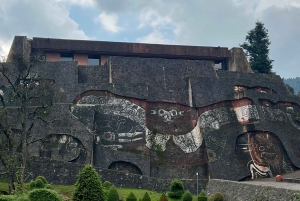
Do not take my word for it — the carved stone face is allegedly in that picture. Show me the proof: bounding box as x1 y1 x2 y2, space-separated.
248 132 282 168
40 134 86 163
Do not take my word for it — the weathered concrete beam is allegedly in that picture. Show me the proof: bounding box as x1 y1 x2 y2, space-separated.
32 37 229 61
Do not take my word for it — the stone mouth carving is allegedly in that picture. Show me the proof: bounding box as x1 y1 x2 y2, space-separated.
261 152 277 161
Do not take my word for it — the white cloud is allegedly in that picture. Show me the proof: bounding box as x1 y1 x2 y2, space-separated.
0 39 10 60
136 30 172 44
138 7 173 29
0 0 88 57
94 12 121 33
49 0 95 7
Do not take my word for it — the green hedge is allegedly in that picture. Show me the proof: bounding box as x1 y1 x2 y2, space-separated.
28 189 63 201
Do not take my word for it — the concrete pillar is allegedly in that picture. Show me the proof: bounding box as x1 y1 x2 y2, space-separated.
227 48 253 73
74 54 88 65
46 52 60 62
101 55 110 65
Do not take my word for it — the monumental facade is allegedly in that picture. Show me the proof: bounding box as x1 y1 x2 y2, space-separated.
2 36 300 192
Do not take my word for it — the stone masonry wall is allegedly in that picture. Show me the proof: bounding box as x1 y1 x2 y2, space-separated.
25 157 207 194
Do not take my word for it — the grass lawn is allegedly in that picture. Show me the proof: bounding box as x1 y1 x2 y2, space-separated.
0 181 199 201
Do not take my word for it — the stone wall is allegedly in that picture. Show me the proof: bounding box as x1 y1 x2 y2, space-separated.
26 157 207 194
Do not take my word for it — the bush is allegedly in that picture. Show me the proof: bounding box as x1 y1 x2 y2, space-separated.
142 192 151 201
35 178 45 188
36 176 48 185
72 164 104 201
182 191 193 201
28 189 63 201
213 192 224 201
168 178 184 198
198 190 207 201
107 186 119 201
159 194 168 201
103 181 112 190
29 181 36 190
29 176 50 190
126 192 137 201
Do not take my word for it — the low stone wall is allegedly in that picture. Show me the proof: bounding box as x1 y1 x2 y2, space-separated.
206 179 300 201
25 157 207 194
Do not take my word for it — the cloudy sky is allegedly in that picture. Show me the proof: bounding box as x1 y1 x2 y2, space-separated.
0 0 299 78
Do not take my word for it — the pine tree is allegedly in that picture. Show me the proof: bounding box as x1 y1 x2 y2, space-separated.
72 164 104 201
107 186 119 201
240 21 273 74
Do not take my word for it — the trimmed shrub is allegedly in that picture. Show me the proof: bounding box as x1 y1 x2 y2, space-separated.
213 192 224 201
126 192 137 201
198 190 208 201
28 189 63 201
36 176 48 185
159 194 168 201
72 164 104 201
168 178 184 198
35 178 45 188
103 181 112 190
142 192 151 201
182 191 193 201
29 176 50 190
29 181 36 190
107 186 119 201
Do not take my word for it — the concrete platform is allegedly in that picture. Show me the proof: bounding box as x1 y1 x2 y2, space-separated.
206 179 300 201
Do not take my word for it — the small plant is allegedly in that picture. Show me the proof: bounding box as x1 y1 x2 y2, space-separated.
107 186 119 201
142 192 151 201
29 176 50 190
182 191 193 201
36 176 48 185
198 190 208 201
213 192 224 201
126 192 137 201
103 181 112 190
159 194 168 201
72 164 104 201
168 178 184 198
28 189 63 201
35 179 45 188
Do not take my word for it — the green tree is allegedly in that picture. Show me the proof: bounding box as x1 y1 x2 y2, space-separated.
72 164 104 201
0 53 53 194
126 192 137 201
107 186 119 201
142 192 151 201
168 178 184 198
240 21 273 74
182 191 193 201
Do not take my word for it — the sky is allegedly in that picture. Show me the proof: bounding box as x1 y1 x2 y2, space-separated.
0 0 299 78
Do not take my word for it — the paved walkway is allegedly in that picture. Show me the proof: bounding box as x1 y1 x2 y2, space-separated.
242 170 300 191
